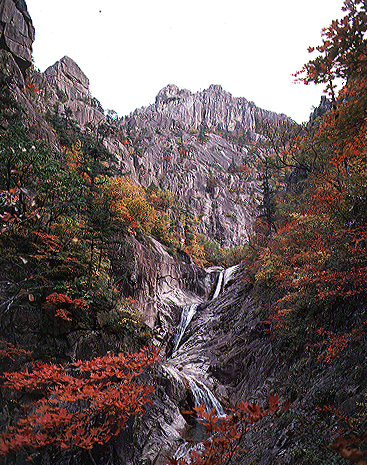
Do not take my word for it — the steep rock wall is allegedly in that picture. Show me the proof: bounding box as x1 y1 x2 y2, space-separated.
152 83 286 133
36 54 291 247
109 236 208 346
0 0 34 74
119 84 291 247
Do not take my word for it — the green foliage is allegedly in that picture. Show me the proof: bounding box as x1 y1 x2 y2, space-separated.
0 71 21 125
91 96 104 113
238 5 367 461
197 235 248 267
0 92 150 345
257 160 277 236
56 88 68 103
100 298 152 347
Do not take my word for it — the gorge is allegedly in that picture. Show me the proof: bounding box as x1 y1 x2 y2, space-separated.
1 1 367 465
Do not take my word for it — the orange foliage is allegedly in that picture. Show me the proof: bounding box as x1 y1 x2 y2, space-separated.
250 0 367 369
309 320 367 363
103 177 156 232
63 139 84 171
127 295 139 305
147 190 173 212
31 231 60 255
0 340 32 361
0 347 159 456
25 78 38 95
168 394 289 465
43 293 89 322
103 177 179 247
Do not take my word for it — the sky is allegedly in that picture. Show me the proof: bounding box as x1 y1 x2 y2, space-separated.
25 0 346 123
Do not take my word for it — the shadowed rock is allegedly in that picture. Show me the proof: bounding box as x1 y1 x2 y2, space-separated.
0 0 34 73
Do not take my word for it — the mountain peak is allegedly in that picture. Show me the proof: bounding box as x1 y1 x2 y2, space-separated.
147 83 285 134
156 83 180 99
44 56 90 101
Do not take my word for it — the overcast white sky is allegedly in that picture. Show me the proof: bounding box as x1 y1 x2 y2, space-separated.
26 0 345 123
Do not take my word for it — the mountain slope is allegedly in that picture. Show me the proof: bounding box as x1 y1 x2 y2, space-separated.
36 55 291 248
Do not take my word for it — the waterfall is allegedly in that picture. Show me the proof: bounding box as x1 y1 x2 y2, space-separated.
168 266 233 460
212 269 224 300
187 377 225 418
172 303 200 354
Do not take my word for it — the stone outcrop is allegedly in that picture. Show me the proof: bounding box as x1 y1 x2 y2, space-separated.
0 0 34 73
309 95 332 122
118 84 291 247
112 264 278 465
152 83 286 134
35 54 290 248
42 56 106 127
29 53 291 248
0 49 61 149
44 56 90 102
110 236 208 346
166 264 273 407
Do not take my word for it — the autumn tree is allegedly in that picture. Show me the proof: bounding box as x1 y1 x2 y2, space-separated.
0 347 159 460
168 395 289 465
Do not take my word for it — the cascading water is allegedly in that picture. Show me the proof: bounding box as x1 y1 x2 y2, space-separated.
173 377 225 462
172 303 200 354
174 442 204 461
168 267 232 460
187 377 225 418
172 269 226 356
168 266 229 455
212 269 224 300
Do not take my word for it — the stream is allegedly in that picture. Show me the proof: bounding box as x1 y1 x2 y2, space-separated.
169 268 226 416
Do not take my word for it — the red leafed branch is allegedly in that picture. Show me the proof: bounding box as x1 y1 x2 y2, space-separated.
0 346 160 456
168 394 290 465
0 340 32 361
309 320 367 363
43 292 89 321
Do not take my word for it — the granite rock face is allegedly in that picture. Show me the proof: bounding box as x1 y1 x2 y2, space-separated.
110 236 209 347
42 56 106 127
36 53 291 247
44 56 90 102
33 53 292 247
118 84 291 247
0 0 34 73
153 83 286 134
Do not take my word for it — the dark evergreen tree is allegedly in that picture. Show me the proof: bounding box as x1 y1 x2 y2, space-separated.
257 160 277 236
197 121 209 144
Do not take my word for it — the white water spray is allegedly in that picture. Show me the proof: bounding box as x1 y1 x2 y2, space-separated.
172 303 200 354
212 270 224 300
187 376 225 418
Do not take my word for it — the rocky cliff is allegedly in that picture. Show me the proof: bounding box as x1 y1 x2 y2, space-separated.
0 0 34 74
118 83 289 247
0 4 286 462
29 54 290 248
137 82 286 134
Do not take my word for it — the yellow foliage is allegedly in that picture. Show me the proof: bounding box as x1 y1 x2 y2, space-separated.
103 177 156 233
103 177 180 249
63 139 85 170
